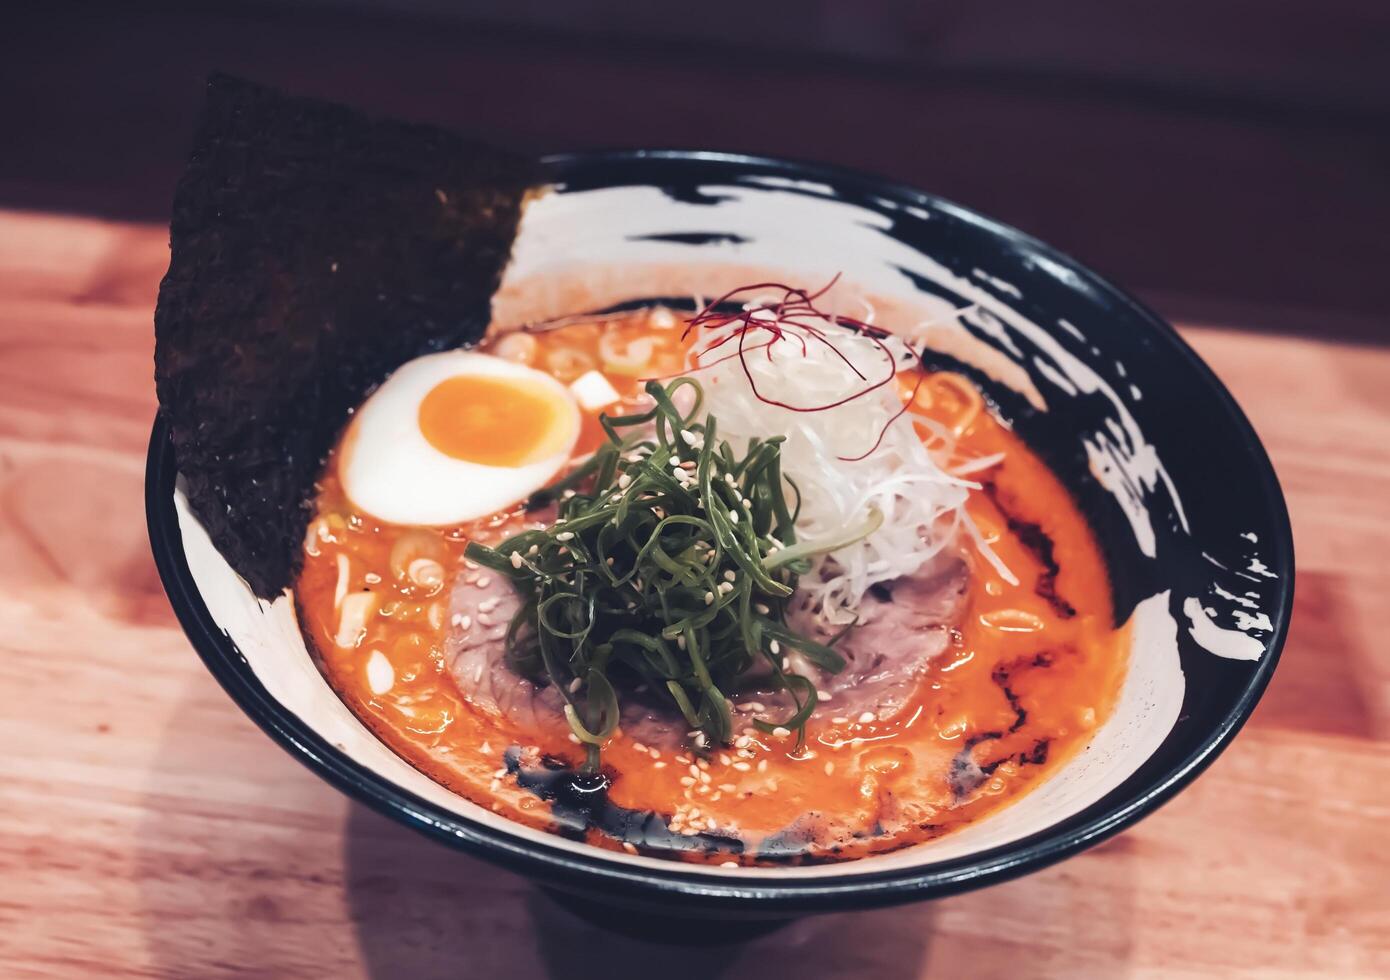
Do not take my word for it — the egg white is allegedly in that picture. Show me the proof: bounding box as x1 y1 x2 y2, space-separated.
339 350 580 526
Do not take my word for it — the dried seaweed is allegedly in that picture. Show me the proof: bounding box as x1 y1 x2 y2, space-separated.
154 75 537 597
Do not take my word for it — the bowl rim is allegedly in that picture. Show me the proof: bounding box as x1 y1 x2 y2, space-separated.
145 148 1294 915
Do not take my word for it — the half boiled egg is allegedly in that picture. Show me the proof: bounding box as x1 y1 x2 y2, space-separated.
339 350 581 525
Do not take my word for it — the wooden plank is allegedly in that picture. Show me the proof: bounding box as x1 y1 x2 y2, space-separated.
0 211 1384 977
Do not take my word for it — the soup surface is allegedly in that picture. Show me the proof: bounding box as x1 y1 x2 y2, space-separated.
296 307 1126 864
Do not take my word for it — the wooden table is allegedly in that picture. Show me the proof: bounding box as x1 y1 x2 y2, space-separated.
1 210 1386 978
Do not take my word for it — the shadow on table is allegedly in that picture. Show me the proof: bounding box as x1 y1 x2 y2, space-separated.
340 804 1141 979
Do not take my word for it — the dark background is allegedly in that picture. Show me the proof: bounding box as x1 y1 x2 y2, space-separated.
4 0 1387 338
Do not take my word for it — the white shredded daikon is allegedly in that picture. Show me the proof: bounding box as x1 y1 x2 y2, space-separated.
689 315 1005 623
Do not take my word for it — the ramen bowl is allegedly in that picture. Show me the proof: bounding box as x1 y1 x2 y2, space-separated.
147 151 1293 920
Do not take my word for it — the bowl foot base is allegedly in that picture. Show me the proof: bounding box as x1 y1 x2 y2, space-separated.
538 887 793 944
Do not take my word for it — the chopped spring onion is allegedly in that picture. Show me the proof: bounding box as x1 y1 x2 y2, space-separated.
465 379 866 768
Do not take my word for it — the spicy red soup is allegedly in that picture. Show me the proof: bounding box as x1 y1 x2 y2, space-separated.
296 307 1126 864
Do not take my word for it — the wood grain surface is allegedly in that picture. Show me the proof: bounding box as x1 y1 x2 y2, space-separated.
0 210 1386 978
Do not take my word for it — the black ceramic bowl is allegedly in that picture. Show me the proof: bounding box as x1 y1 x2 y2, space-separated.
147 151 1293 921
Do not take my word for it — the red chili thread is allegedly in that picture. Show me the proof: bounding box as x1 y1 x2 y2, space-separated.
682 276 926 459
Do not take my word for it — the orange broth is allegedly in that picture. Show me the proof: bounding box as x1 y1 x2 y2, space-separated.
296 308 1127 864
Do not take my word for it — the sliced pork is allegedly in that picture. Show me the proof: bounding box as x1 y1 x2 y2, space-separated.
444 554 969 751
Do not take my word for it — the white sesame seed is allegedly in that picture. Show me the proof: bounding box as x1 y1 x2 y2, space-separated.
704 591 715 605
732 762 751 772
723 569 736 582
556 531 575 542
831 716 849 725
824 761 835 775
510 552 524 569
719 753 732 766
717 581 733 595
617 473 632 489
679 776 696 786
527 544 539 556
818 690 832 701
721 860 738 868
476 575 491 589
653 761 667 769
568 677 583 693
858 711 876 724
772 726 791 738
719 783 737 792
476 614 493 627
728 510 739 523
770 639 781 655
757 759 769 772
754 603 770 615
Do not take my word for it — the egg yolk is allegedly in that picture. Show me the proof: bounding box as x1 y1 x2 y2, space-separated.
418 375 572 467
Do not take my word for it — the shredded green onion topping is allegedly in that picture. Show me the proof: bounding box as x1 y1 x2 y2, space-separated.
464 379 863 770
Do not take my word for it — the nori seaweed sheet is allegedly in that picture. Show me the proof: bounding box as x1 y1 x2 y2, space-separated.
154 74 538 598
